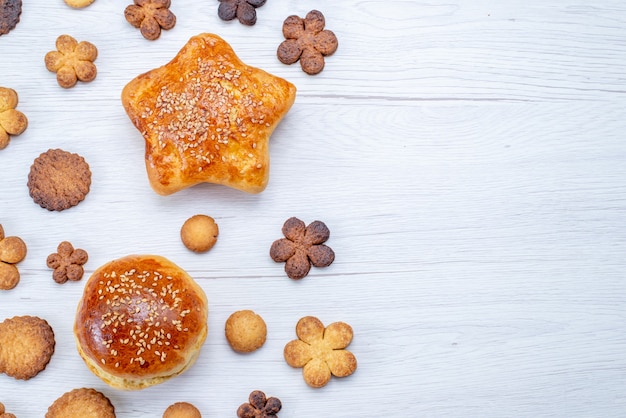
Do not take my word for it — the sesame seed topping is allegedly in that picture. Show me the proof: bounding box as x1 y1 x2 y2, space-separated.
94 266 196 368
137 53 273 177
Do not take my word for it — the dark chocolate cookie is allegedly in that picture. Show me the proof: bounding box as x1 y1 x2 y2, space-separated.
218 0 266 26
0 0 22 36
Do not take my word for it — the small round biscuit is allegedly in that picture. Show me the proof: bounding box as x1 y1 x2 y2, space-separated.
64 0 95 8
180 215 219 253
0 236 27 264
225 310 267 353
0 315 55 380
0 262 20 290
27 149 92 211
163 402 202 418
46 388 115 418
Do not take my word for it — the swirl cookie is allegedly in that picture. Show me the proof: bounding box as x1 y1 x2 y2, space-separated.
27 149 92 211
0 316 55 380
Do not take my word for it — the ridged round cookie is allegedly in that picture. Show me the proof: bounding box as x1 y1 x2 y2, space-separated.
0 315 55 380
27 149 92 211
0 0 22 36
46 388 116 418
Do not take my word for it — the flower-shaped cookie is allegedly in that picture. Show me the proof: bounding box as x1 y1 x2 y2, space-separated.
125 0 176 40
284 316 357 388
218 0 266 26
277 10 338 75
270 217 335 280
0 224 27 290
46 241 88 284
44 35 98 89
0 401 16 418
237 390 281 418
0 87 27 150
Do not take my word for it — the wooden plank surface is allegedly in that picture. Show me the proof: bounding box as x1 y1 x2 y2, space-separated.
1 0 625 416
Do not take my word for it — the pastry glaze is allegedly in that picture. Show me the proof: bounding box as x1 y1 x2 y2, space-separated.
122 33 297 195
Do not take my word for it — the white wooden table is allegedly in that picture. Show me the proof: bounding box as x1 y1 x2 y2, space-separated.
1 1 626 416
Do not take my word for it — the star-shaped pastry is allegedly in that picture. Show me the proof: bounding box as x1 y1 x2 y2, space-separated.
121 33 297 195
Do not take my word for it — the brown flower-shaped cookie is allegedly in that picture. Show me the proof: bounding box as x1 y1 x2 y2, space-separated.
277 10 338 75
0 87 27 150
218 0 266 26
44 35 98 88
0 224 27 290
283 316 356 388
125 0 176 40
237 390 281 418
270 217 334 280
46 241 88 284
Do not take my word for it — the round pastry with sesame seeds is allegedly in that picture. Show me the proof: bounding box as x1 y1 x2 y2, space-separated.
73 254 208 390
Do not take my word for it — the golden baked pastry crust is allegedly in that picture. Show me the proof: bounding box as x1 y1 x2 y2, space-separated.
121 33 297 195
74 255 208 390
